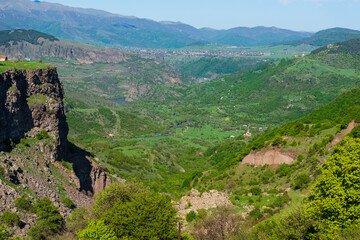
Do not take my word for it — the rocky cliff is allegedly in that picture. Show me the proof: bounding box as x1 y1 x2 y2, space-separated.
0 68 110 237
0 68 68 159
1 38 128 64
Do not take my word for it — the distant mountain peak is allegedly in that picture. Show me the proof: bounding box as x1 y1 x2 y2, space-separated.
0 0 312 48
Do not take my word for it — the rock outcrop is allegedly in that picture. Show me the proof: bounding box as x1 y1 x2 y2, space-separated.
175 189 232 219
1 38 128 63
0 68 111 237
242 149 295 166
0 68 68 160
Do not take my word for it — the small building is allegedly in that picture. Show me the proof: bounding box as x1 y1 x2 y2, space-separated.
24 58 31 62
0 56 8 62
243 129 252 137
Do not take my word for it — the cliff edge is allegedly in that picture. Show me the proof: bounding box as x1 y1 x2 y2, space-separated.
0 68 68 159
0 67 110 237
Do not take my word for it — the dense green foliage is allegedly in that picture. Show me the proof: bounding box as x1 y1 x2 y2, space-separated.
294 173 311 189
171 56 264 80
61 198 75 209
14 197 32 211
0 224 12 240
307 137 360 235
29 197 64 239
35 130 50 140
0 211 21 227
79 182 178 240
310 38 360 70
78 220 117 240
186 211 197 222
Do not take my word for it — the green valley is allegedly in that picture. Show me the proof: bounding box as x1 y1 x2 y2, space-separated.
1 10 360 238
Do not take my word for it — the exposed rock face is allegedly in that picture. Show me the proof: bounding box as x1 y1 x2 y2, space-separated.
242 149 295 166
90 161 112 195
330 121 358 148
0 68 111 237
0 68 68 160
1 39 128 63
175 189 232 219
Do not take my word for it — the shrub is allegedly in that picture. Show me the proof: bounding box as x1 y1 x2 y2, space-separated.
276 164 291 177
14 197 32 211
0 224 12 239
78 220 117 240
296 154 305 163
272 193 289 208
268 188 278 194
294 173 311 189
261 169 274 184
61 198 75 209
250 186 262 195
249 207 263 220
272 136 284 146
0 212 21 227
19 138 29 147
90 182 178 239
29 197 64 239
66 208 88 234
36 130 50 140
186 211 197 222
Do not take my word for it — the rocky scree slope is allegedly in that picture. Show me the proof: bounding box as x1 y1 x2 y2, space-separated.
0 68 110 237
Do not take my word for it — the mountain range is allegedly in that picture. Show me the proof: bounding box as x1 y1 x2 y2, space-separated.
0 0 312 48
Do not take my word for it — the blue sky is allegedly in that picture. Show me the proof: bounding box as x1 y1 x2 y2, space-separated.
44 0 360 32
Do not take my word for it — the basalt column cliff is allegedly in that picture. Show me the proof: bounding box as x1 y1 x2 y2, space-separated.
0 68 110 237
0 68 68 159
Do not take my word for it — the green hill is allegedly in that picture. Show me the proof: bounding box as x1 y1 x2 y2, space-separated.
275 27 360 47
0 29 57 47
165 53 359 127
310 38 360 70
192 87 360 239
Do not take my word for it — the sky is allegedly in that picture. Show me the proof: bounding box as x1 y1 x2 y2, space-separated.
43 0 360 32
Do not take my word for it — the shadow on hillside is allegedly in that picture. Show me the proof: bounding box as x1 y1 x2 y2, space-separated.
0 72 34 152
65 142 95 196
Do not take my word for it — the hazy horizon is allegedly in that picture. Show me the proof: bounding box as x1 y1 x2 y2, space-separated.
42 0 360 32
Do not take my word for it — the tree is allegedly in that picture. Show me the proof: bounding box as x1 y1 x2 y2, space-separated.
272 136 284 146
28 197 64 239
306 137 360 235
186 211 197 222
294 173 311 189
78 220 117 240
86 182 178 240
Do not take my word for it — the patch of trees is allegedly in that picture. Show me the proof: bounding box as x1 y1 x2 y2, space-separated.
69 182 179 240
